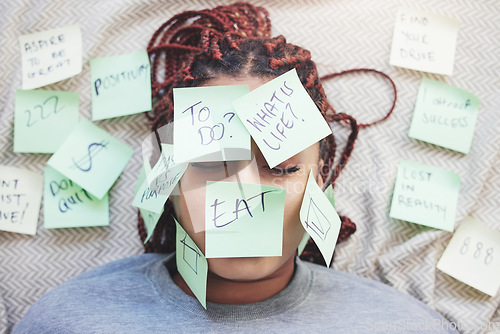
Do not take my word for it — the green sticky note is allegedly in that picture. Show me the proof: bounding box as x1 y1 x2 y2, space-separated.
175 218 208 309
233 68 331 168
145 144 187 195
90 50 152 120
409 78 480 154
140 207 163 243
132 164 168 214
48 118 134 200
44 166 109 229
14 89 79 153
297 231 310 256
205 181 286 258
299 170 341 266
173 85 251 163
389 159 461 231
323 184 335 208
0 165 43 235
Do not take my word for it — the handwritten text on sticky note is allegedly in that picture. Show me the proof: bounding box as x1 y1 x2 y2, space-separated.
0 166 43 235
14 89 79 153
44 166 109 229
389 160 460 231
48 118 134 200
173 85 250 163
19 24 82 89
233 69 331 168
390 8 459 75
205 181 286 258
90 50 152 120
409 78 480 154
176 218 208 309
299 170 341 266
437 216 500 296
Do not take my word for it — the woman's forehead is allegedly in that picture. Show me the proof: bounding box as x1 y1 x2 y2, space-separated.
202 75 273 92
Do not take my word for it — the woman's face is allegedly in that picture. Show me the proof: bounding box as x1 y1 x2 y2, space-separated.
171 75 323 281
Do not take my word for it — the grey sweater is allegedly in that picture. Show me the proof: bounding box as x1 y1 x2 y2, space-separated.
14 253 459 333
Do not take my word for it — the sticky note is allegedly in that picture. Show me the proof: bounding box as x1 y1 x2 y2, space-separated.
175 218 208 309
299 170 341 266
437 216 500 296
389 160 460 231
44 166 109 229
298 232 310 256
14 89 79 153
409 78 480 154
145 144 187 195
140 207 163 243
132 164 169 214
90 50 152 120
233 69 331 168
205 181 286 258
19 24 82 89
389 8 459 75
48 118 134 200
324 184 335 208
173 85 251 163
0 165 43 235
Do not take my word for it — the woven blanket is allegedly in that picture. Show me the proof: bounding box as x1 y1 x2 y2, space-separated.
0 0 499 333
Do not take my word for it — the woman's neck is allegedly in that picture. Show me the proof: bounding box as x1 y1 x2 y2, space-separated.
172 255 296 305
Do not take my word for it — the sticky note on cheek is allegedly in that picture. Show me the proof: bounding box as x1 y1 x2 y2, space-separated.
175 218 208 309
48 118 134 200
437 216 500 296
389 8 459 75
19 24 82 89
389 160 460 231
14 89 79 153
204 181 286 258
299 170 341 266
0 166 43 235
233 68 331 168
409 78 480 154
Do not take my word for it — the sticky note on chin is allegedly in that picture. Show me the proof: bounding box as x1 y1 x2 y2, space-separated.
389 160 460 231
175 218 208 309
48 118 134 200
299 170 341 266
90 50 152 120
204 181 286 258
14 89 79 153
19 24 82 89
44 166 109 229
409 78 480 154
233 68 331 168
0 165 43 235
173 85 251 163
437 216 500 297
389 8 459 75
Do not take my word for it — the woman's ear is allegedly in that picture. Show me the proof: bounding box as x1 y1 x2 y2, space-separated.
316 159 324 188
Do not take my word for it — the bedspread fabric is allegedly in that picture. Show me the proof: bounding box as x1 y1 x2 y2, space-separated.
0 0 499 333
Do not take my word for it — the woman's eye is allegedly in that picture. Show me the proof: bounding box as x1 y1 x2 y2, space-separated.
264 165 300 175
191 162 227 170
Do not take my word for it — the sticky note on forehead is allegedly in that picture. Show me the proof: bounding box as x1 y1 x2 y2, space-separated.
173 85 251 163
389 8 459 75
389 159 460 231
233 69 331 168
19 24 82 89
408 78 480 154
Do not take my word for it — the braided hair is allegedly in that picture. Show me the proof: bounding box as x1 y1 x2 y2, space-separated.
139 2 359 266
